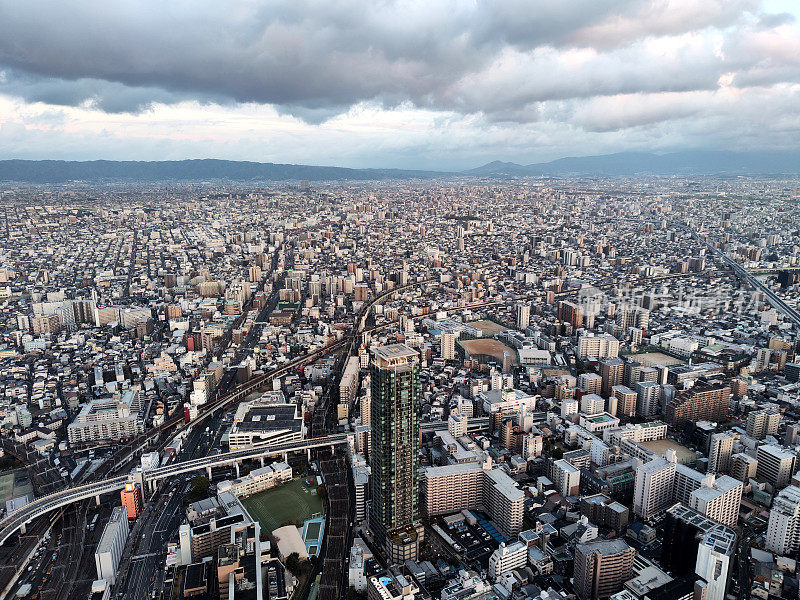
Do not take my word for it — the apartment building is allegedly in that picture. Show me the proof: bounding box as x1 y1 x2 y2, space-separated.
577 333 620 360
573 539 636 600
67 398 143 445
730 453 758 482
488 541 527 580
665 380 730 428
707 432 734 474
633 457 676 520
765 485 800 555
757 444 797 489
746 409 780 440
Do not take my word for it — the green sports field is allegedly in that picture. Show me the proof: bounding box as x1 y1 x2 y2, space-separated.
240 479 324 534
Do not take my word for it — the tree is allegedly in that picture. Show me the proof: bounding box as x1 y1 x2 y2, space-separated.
187 475 210 502
285 552 301 576
316 484 328 502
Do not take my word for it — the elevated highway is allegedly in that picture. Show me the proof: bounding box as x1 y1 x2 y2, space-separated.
0 435 347 545
146 434 348 481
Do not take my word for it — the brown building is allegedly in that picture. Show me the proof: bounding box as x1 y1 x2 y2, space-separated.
269 311 294 325
579 494 630 531
573 539 635 599
501 419 524 452
32 314 61 335
730 378 748 399
665 380 731 428
557 300 584 328
121 481 144 520
612 385 637 418
165 304 183 319
600 358 624 397
354 283 370 302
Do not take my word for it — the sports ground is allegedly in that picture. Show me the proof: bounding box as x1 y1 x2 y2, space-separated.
241 478 324 534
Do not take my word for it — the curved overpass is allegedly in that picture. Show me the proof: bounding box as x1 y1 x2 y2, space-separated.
0 435 348 545
0 476 128 545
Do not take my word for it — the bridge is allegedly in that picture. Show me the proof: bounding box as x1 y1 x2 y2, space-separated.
0 435 347 545
146 434 348 481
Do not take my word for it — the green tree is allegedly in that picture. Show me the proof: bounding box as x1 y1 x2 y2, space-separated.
316 484 328 502
187 475 210 502
285 552 301 576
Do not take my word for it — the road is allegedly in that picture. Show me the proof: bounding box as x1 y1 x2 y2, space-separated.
118 478 188 600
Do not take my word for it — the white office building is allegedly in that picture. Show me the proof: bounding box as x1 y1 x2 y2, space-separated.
757 444 797 489
95 506 130 585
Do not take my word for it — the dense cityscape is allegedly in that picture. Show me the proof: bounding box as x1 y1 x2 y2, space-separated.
0 175 798 600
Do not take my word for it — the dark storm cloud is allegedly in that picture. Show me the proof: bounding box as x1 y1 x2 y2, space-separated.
0 0 792 123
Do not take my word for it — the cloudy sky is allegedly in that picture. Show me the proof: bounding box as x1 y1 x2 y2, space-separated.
0 0 799 170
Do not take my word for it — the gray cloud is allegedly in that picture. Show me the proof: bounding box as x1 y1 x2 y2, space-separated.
0 0 791 122
0 0 798 168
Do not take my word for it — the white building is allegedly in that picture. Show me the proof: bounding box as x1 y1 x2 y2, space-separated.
561 399 579 419
633 456 676 520
673 464 714 506
766 485 800 555
580 394 605 415
68 399 143 445
577 333 620 360
689 475 743 528
757 444 797 489
95 506 130 585
695 524 735 600
448 413 468 438
552 459 581 497
579 412 620 434
488 541 528 580
216 461 292 498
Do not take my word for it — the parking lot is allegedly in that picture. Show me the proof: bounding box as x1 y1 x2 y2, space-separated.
435 512 503 572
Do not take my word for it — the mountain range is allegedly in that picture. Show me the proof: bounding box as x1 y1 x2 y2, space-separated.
0 150 798 183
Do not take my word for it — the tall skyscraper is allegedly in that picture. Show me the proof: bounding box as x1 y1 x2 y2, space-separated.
369 344 423 562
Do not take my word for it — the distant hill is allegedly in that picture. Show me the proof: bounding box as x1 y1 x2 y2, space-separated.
0 159 448 183
0 151 797 183
467 151 800 176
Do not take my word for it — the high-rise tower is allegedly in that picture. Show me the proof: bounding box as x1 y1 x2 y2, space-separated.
369 344 423 562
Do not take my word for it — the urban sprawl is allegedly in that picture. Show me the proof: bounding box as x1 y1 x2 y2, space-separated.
0 176 799 600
